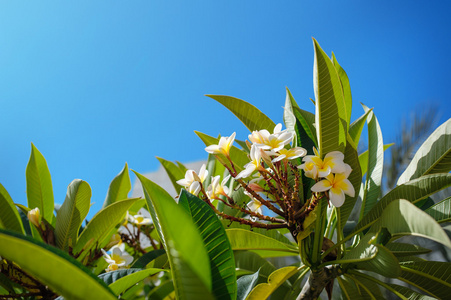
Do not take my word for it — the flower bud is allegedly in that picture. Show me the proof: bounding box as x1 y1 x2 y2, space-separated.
27 207 41 229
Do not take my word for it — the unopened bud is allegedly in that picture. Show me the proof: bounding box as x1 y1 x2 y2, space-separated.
27 208 41 229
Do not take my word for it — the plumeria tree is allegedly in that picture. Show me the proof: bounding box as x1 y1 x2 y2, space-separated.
0 38 450 299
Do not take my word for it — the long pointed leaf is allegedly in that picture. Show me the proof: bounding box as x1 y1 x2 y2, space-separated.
102 163 131 208
55 179 91 251
0 183 24 234
398 118 451 185
246 266 299 300
206 95 275 132
425 196 451 223
0 229 116 300
157 157 185 195
353 174 451 234
312 38 347 156
134 171 213 300
108 268 164 296
349 109 372 146
236 270 260 300
26 143 54 223
331 52 352 127
178 190 237 300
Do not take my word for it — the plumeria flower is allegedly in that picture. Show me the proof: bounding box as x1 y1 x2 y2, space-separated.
249 124 293 152
188 181 201 196
176 164 209 188
298 148 347 179
128 213 152 226
105 233 122 249
246 197 263 215
27 207 41 229
311 164 355 207
272 146 307 163
101 245 134 272
205 132 236 157
207 175 230 200
236 144 264 179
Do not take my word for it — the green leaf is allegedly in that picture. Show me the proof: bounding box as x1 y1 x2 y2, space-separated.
331 52 352 127
236 270 260 300
246 266 299 300
108 268 164 296
360 104 384 219
0 229 116 300
358 144 393 177
385 283 436 300
55 179 91 251
385 242 431 257
132 249 166 268
195 131 249 173
312 38 347 156
398 118 451 185
26 143 54 223
338 275 373 300
233 251 276 280
178 190 237 300
333 232 401 278
374 199 451 248
102 163 131 208
147 280 175 300
157 157 186 195
0 183 24 234
74 198 139 260
226 228 298 257
99 268 145 285
349 108 372 147
133 171 214 300
338 134 363 232
353 174 451 234
398 261 451 299
206 95 276 132
347 271 384 299
425 196 451 223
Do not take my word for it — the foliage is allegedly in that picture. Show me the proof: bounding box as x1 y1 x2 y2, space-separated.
0 38 450 299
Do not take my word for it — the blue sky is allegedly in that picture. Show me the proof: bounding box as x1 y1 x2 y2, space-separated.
1 1 450 218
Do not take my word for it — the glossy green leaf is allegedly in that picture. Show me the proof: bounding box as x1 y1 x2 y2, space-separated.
398 261 451 299
358 144 393 177
134 171 213 300
178 190 237 300
338 134 362 232
195 131 249 173
349 108 372 146
99 268 145 285
333 232 400 278
74 198 139 260
398 118 451 185
385 242 431 257
246 266 299 300
0 183 24 234
331 52 352 127
102 163 131 208
312 38 347 156
157 157 185 195
226 229 298 257
132 249 166 268
55 179 91 251
348 272 384 299
360 104 384 219
206 95 275 132
374 199 451 248
386 283 435 300
236 270 260 300
234 251 277 280
338 275 373 300
425 196 451 223
26 143 54 223
108 268 164 296
353 174 451 234
0 229 116 300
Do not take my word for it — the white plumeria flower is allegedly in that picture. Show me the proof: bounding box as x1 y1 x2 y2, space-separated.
128 213 152 226
176 164 209 188
205 132 236 157
311 164 355 207
246 197 263 215
272 146 307 163
188 181 201 196
101 245 134 272
249 123 293 152
236 144 264 179
298 148 347 179
207 175 230 200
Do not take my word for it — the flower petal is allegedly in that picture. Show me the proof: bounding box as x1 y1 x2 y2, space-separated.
311 179 332 192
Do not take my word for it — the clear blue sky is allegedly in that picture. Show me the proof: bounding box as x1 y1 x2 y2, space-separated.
1 1 450 218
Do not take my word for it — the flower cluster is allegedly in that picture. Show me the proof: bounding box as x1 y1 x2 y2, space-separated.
299 148 355 207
